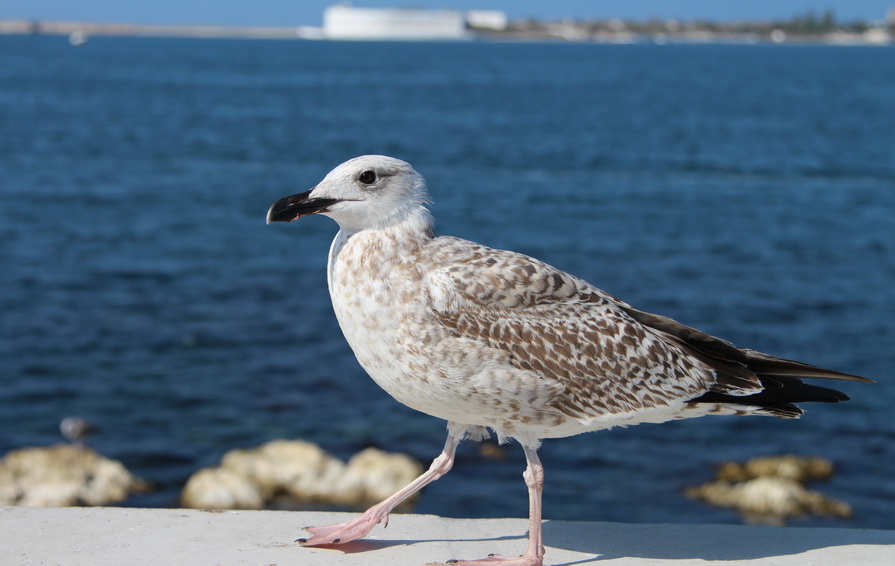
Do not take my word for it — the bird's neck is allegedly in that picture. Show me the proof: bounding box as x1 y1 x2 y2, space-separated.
388 205 435 243
328 206 434 291
342 205 434 249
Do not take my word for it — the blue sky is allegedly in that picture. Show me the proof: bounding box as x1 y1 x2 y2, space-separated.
2 1 892 27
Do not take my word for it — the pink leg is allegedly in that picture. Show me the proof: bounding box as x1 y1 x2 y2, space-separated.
298 427 464 546
448 443 545 566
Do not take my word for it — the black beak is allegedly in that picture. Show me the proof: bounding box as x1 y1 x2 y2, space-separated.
266 189 340 224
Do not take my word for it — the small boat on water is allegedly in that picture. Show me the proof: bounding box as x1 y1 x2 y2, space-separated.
68 31 89 46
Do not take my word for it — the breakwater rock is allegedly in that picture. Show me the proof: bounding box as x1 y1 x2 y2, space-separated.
181 439 422 510
686 454 851 525
0 444 148 507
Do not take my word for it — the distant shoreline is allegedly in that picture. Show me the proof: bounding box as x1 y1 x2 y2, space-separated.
0 18 891 46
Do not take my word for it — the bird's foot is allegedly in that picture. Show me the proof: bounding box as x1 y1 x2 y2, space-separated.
447 554 542 566
296 509 388 546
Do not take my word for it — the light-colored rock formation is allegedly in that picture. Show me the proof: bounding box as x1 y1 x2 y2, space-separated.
180 468 265 510
0 444 148 507
333 447 425 505
715 454 834 483
181 440 422 510
218 439 346 503
686 454 851 525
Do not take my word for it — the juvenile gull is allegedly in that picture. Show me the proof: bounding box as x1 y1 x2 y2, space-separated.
267 155 870 566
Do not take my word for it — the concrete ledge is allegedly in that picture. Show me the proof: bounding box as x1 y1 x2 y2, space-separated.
4 506 894 565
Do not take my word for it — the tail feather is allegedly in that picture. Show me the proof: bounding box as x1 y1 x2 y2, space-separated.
620 305 872 417
739 349 872 383
693 374 850 414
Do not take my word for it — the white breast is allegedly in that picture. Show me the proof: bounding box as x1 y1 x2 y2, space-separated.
327 228 431 406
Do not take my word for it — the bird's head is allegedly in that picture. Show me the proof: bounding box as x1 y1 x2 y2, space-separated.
266 155 431 233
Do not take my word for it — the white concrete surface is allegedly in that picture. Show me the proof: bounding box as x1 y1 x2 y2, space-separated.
3 506 894 565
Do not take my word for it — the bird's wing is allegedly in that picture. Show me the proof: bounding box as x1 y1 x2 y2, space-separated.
422 237 766 419
619 307 871 383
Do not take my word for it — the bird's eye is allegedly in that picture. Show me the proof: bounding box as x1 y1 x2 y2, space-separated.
359 170 376 185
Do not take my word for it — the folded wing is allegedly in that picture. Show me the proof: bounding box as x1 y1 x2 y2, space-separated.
424 237 869 421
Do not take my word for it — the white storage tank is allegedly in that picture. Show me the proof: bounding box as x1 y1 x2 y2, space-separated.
323 4 468 40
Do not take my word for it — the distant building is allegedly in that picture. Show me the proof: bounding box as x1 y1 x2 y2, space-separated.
466 10 508 31
323 4 468 40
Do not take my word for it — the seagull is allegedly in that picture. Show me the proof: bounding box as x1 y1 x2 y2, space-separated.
59 417 98 446
267 155 870 566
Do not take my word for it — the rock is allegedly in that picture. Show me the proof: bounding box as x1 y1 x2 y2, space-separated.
686 454 851 525
333 447 424 506
715 454 834 483
181 468 264 510
478 442 508 461
686 477 852 525
220 439 346 502
181 440 423 511
0 444 148 507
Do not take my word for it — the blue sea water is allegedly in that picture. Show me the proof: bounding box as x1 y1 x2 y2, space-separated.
1 36 893 529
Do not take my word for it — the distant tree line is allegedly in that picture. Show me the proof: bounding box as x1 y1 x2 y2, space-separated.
504 8 890 38
777 9 874 34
